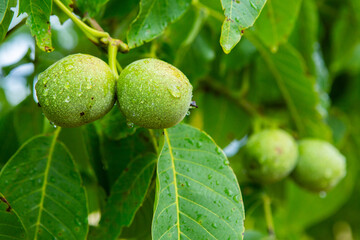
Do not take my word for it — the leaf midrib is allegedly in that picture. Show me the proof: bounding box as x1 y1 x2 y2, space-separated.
33 128 61 240
164 129 181 239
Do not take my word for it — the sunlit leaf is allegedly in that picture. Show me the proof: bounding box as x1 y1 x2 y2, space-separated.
152 124 245 240
0 0 16 41
19 0 54 52
0 131 88 239
220 0 266 53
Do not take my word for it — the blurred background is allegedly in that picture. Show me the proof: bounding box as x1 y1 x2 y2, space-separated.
1 0 360 239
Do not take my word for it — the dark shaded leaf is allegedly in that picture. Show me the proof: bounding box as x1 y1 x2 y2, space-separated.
101 128 155 186
76 0 108 17
91 153 157 239
99 107 137 141
0 192 26 239
127 0 191 48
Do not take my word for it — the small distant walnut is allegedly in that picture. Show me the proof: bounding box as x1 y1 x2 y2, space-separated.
291 139 346 192
243 129 298 184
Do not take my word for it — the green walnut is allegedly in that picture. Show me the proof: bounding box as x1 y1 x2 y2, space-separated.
117 58 193 129
243 129 298 184
36 54 116 127
291 139 346 192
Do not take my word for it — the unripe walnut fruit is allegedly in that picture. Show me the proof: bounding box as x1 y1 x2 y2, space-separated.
36 54 116 127
291 139 346 192
243 129 298 184
117 58 193 129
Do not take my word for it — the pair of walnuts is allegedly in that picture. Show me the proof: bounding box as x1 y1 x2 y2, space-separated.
243 129 346 192
36 54 193 129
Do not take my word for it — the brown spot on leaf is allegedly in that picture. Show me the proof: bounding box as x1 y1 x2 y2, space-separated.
80 112 85 116
0 196 12 212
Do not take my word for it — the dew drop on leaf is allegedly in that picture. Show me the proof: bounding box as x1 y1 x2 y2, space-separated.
224 187 233 197
319 191 327 198
233 194 241 203
127 121 134 128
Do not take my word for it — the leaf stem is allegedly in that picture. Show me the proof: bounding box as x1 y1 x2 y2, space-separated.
174 6 206 67
262 193 276 237
199 78 261 117
116 61 123 73
108 40 119 78
53 0 109 43
148 129 159 155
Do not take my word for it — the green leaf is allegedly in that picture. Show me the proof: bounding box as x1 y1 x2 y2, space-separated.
152 124 245 240
330 7 360 74
0 0 16 41
76 0 109 17
189 91 250 148
0 131 88 239
91 153 157 239
127 0 191 49
246 32 330 138
13 96 44 144
0 0 15 24
0 112 19 168
220 0 266 54
0 193 26 240
19 0 54 52
252 0 302 52
290 0 318 75
120 187 155 240
99 107 137 141
101 128 156 186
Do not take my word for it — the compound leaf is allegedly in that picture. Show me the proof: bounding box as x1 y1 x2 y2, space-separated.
0 131 88 240
152 124 245 240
